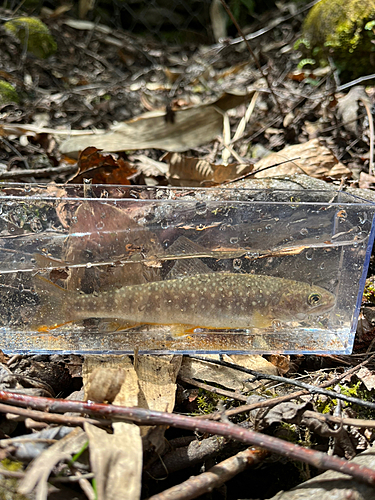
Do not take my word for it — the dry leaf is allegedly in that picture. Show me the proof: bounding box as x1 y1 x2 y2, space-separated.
60 91 252 155
135 355 182 452
179 355 277 392
83 356 142 500
85 422 142 500
353 366 375 391
337 86 370 134
359 172 375 189
69 147 137 184
253 139 351 179
164 152 252 186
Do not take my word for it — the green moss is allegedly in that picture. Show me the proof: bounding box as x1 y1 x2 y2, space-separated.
195 389 231 415
363 278 375 303
0 459 27 500
316 381 375 419
300 0 375 81
4 17 57 59
0 80 19 105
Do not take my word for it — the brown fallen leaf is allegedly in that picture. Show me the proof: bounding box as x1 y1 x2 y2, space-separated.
163 152 253 186
359 172 375 189
69 147 137 184
253 139 351 179
179 354 277 392
83 356 142 500
59 91 253 155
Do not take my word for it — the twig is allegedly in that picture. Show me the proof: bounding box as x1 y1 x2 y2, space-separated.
0 164 76 180
358 95 374 176
0 391 375 487
213 0 319 50
218 0 283 117
186 356 375 411
0 402 109 428
303 410 375 429
179 376 247 402
147 448 268 500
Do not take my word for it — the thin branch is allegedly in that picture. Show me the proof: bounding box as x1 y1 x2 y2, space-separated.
179 376 247 402
186 356 375 411
218 0 283 116
197 354 375 420
303 410 375 429
0 402 109 428
0 391 375 487
0 164 76 180
147 448 268 500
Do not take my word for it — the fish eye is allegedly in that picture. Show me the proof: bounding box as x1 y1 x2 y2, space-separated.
308 293 321 306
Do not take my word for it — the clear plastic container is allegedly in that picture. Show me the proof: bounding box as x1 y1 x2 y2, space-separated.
0 183 374 354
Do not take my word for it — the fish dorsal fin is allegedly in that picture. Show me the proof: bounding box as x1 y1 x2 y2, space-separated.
166 236 213 279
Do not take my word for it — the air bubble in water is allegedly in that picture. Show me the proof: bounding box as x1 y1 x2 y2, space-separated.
230 237 239 244
265 224 272 230
195 202 207 215
233 258 242 270
161 220 170 229
359 212 367 224
96 221 104 229
300 228 308 235
306 249 314 260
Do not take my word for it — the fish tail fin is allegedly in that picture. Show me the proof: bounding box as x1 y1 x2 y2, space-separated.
30 275 74 332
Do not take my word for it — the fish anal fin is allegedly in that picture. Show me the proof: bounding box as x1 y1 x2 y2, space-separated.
37 321 73 333
30 275 72 332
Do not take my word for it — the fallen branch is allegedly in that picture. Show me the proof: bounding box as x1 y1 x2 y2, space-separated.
147 447 268 500
0 391 374 487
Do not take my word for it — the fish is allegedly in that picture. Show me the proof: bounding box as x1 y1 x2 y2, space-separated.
31 272 335 334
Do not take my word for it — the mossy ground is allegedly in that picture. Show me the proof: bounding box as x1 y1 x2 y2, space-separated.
4 17 57 59
300 0 375 81
0 80 19 105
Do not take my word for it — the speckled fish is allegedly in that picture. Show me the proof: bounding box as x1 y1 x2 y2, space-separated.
32 272 335 333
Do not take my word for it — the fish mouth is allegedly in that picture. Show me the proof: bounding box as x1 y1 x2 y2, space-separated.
308 298 336 316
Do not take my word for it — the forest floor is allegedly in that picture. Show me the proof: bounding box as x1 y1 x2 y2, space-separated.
1 2 375 500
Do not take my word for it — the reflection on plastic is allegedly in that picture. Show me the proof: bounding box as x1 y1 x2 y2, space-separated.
0 183 374 355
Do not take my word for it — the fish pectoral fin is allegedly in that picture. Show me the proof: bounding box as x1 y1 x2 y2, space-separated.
251 311 273 328
98 320 143 333
169 324 199 337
